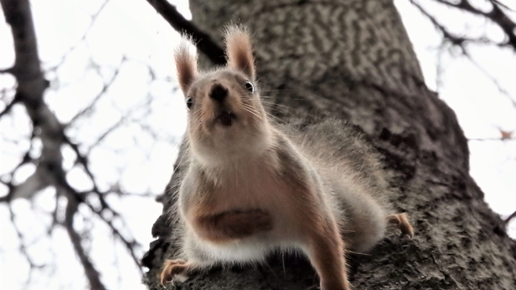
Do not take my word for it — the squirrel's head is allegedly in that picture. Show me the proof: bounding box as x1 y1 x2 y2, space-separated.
175 26 273 165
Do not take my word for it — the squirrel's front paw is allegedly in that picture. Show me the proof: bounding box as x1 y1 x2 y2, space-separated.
160 259 190 286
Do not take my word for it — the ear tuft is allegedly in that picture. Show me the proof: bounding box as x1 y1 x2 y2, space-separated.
175 37 198 95
225 25 255 80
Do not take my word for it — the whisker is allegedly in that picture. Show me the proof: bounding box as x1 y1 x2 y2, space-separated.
242 103 260 114
192 111 204 133
259 88 299 93
242 104 263 120
265 113 284 124
260 100 294 109
260 94 308 102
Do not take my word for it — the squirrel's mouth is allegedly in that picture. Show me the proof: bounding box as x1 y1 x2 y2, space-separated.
216 111 236 127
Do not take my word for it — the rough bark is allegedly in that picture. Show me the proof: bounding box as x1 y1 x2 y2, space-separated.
143 0 516 289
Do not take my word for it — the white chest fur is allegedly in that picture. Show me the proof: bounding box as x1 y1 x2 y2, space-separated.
182 155 304 264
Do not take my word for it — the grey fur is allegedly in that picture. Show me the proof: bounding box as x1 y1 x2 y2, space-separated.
279 120 393 252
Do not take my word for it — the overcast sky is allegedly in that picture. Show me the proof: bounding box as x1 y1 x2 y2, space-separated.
0 0 514 289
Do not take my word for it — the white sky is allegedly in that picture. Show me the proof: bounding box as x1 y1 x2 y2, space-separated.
0 0 514 289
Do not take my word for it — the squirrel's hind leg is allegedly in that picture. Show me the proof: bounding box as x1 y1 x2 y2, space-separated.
387 213 414 238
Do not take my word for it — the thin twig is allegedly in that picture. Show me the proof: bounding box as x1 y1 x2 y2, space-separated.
64 195 107 290
46 0 111 71
433 0 516 50
505 210 516 225
0 96 19 118
67 58 123 125
467 138 515 141
412 0 514 103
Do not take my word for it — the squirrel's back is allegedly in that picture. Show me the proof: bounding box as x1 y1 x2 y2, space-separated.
280 119 393 252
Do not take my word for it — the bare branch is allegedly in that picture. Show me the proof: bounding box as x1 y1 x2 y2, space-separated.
7 204 45 282
433 0 516 51
63 136 100 192
468 138 516 141
46 0 111 71
145 0 226 65
10 169 49 199
64 195 107 290
0 130 35 188
412 0 515 102
67 58 123 125
0 179 14 203
0 98 18 118
461 52 516 106
490 0 514 12
505 210 516 225
85 116 128 154
0 88 20 118
83 201 143 273
0 67 14 74
411 1 471 49
57 175 143 274
0 1 141 288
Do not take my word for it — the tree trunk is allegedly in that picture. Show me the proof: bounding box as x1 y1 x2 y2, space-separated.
143 0 516 289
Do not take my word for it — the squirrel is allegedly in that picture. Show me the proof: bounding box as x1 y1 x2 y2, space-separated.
160 25 414 290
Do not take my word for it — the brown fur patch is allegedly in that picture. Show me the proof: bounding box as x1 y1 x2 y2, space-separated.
190 207 273 244
225 25 255 79
306 219 350 290
175 38 198 94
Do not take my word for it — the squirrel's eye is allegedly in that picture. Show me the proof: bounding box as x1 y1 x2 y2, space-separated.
186 97 193 110
244 81 254 93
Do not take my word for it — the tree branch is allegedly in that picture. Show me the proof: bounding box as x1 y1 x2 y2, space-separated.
0 67 14 74
67 58 123 126
412 0 515 102
8 203 44 288
505 210 516 225
468 138 515 141
432 0 516 51
145 0 226 65
0 1 126 289
411 0 471 49
64 195 107 290
46 0 111 71
0 88 20 118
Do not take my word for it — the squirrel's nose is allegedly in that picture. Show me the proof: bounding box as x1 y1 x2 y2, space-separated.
209 84 228 103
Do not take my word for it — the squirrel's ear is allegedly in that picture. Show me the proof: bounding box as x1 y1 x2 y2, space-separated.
225 25 255 80
175 37 198 95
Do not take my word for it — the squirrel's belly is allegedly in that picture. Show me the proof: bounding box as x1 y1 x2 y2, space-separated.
197 234 301 263
193 213 302 264
199 238 270 262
